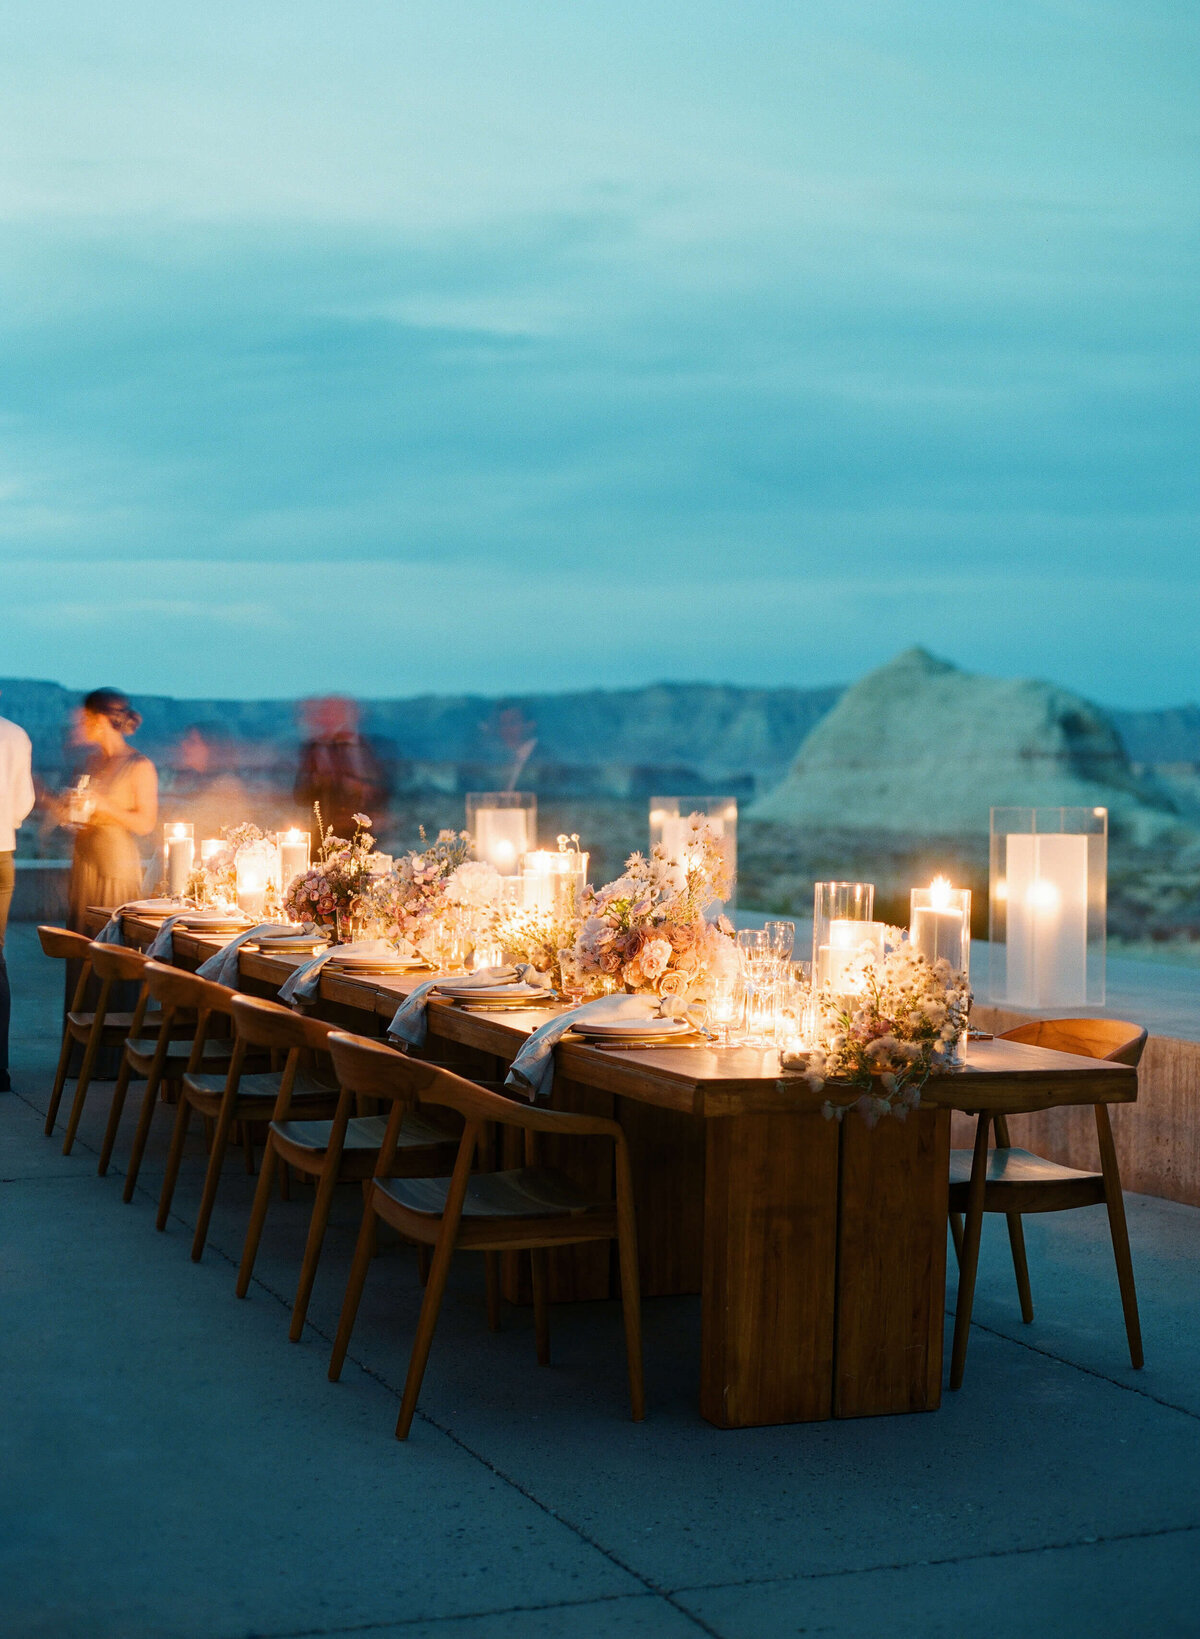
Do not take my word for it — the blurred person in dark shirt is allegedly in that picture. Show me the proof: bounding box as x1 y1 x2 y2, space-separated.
293 696 387 839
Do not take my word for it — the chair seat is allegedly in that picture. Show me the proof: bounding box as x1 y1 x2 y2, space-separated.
949 1146 1100 1188
272 1106 457 1155
380 1166 609 1221
68 1008 167 1040
125 1035 234 1072
181 1069 338 1109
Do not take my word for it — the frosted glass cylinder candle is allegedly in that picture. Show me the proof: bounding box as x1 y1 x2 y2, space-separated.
163 822 194 897
812 881 875 991
520 846 588 913
649 796 737 910
989 808 1106 1008
910 879 971 977
276 829 311 901
235 840 279 919
466 793 536 876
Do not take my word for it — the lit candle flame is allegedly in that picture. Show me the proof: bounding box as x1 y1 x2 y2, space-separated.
929 875 953 910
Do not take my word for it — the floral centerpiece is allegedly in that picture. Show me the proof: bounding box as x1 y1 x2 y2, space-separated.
802 932 972 1124
572 815 736 1001
494 904 580 991
284 809 385 938
355 829 484 954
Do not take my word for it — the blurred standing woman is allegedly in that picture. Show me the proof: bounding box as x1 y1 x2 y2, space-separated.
65 689 158 929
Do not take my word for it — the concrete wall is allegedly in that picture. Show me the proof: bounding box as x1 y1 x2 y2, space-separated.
959 1005 1200 1209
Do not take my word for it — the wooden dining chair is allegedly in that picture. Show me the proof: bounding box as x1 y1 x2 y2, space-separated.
234 997 461 1341
325 1032 645 1439
158 993 341 1261
45 938 150 1155
948 1017 1147 1390
112 962 240 1197
39 926 108 1143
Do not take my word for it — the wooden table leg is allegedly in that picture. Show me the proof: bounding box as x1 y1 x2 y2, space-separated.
834 1106 949 1417
700 1109 839 1427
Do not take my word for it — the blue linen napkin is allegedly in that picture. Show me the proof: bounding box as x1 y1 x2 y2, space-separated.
145 913 190 962
387 966 547 1050
94 912 126 945
505 992 691 1101
197 923 310 988
277 939 396 1007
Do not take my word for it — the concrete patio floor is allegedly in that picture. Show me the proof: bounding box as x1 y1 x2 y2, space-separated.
3 922 1200 1639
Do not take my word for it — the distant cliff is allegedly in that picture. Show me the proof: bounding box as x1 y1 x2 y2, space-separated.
0 677 843 798
750 648 1193 843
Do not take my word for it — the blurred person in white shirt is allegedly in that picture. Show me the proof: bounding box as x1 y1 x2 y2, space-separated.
0 701 36 1092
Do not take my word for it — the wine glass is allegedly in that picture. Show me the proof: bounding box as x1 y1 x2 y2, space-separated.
766 921 795 967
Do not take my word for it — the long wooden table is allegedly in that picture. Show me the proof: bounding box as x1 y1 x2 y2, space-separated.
95 914 1139 1428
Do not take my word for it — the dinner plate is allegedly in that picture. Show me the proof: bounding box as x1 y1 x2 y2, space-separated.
177 913 253 931
120 899 187 918
575 1017 694 1040
326 956 422 975
435 978 529 998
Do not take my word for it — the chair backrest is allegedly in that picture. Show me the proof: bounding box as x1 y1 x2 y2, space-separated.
38 925 94 962
88 941 150 984
1000 1018 1147 1070
230 993 336 1054
143 959 235 1016
326 1031 623 1141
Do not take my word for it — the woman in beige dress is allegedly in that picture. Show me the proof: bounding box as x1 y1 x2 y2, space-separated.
65 690 158 929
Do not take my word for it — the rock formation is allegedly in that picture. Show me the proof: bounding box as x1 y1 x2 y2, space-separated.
750 648 1190 844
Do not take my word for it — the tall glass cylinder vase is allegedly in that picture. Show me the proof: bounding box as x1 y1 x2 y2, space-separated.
812 881 876 993
466 792 536 876
162 822 194 898
989 807 1106 1007
649 796 737 911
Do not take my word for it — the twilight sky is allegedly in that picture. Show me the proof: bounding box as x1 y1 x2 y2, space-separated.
1 1 1197 706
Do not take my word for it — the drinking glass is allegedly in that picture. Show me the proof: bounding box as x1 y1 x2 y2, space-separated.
708 969 743 1045
558 950 587 1004
766 921 795 964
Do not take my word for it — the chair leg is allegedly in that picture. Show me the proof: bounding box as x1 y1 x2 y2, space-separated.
485 1252 501 1333
395 1233 456 1440
949 1211 964 1264
530 1250 550 1365
949 1113 991 1391
61 1020 106 1155
236 1139 279 1298
125 1069 166 1203
329 1198 378 1382
190 1097 237 1261
44 1025 76 1138
1005 1213 1034 1323
1095 1103 1143 1369
614 1150 645 1422
289 1158 343 1342
156 1095 194 1228
97 1054 136 1176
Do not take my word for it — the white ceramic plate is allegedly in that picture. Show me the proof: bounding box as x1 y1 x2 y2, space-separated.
576 1017 693 1040
436 981 539 1000
327 957 422 975
178 913 253 931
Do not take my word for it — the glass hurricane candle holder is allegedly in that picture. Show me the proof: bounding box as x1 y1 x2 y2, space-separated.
520 835 588 913
812 881 876 992
235 839 279 920
466 792 536 876
989 807 1106 1007
910 877 971 978
275 829 311 904
649 796 737 910
162 822 194 898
